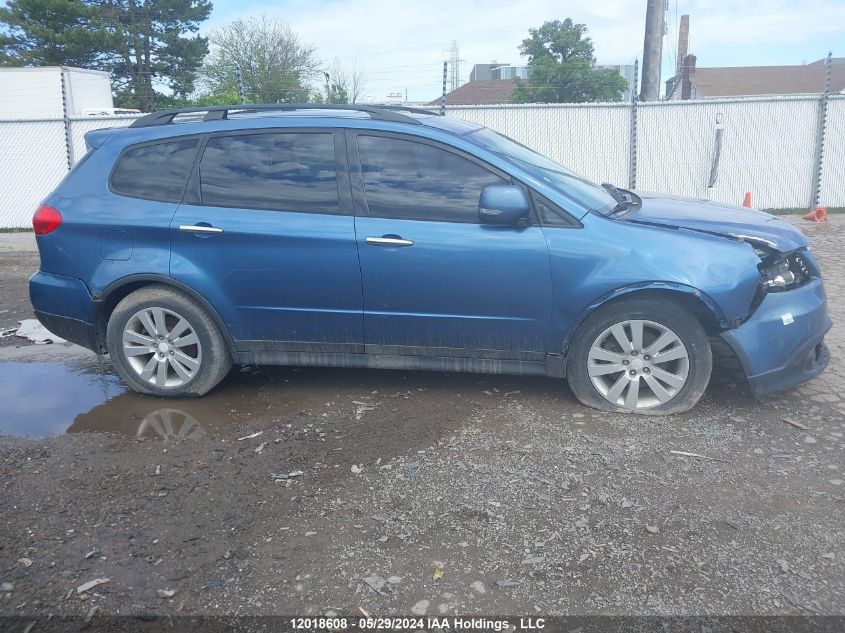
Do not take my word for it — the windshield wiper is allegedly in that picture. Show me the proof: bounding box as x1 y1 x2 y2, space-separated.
602 182 629 216
607 201 630 216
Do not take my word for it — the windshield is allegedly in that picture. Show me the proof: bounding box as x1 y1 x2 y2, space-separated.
466 127 617 215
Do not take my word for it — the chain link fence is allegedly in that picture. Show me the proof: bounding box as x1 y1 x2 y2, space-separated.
820 96 845 210
0 118 69 228
442 95 843 211
0 95 842 228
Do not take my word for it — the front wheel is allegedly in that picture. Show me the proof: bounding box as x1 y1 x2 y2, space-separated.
566 297 712 415
106 285 232 397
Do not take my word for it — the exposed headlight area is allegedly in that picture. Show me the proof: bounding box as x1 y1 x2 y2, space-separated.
759 250 813 293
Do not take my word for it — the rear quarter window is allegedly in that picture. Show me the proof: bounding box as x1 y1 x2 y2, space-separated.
110 138 199 202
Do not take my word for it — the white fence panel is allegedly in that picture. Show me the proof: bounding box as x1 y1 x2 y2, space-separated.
637 97 819 209
819 96 845 208
0 97 842 228
0 119 69 228
444 104 631 187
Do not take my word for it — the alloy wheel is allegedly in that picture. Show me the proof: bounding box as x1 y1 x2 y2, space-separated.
121 307 202 388
587 319 690 409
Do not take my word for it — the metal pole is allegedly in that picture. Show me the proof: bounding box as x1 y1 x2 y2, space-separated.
324 72 331 103
235 66 245 104
441 61 447 116
640 0 664 101
59 68 73 170
810 51 832 209
628 58 639 189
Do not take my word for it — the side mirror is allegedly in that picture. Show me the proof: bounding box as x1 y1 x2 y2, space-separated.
478 185 530 226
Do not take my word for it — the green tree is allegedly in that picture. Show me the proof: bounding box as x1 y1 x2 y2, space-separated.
0 0 108 67
154 88 240 109
98 0 211 109
327 82 348 104
512 19 628 103
201 16 318 103
0 0 212 110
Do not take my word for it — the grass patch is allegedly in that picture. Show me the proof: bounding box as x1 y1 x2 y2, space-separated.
0 228 33 233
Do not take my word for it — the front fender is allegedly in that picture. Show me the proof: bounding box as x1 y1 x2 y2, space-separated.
545 214 762 352
560 281 729 351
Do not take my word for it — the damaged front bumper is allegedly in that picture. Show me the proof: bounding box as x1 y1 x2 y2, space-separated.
720 277 831 398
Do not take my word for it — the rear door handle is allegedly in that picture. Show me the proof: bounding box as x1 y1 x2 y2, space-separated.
179 224 223 235
365 236 413 247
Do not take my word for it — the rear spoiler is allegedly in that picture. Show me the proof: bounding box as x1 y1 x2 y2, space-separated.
83 128 118 151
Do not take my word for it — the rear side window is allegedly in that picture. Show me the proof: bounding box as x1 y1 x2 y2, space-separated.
111 139 198 202
198 132 339 214
356 135 506 223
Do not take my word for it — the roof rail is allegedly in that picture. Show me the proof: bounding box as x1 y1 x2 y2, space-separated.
129 103 437 128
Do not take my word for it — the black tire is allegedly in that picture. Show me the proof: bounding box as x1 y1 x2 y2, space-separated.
106 285 232 397
566 296 712 415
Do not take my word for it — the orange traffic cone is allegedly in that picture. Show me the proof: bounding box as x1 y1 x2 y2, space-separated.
802 206 828 222
742 192 752 208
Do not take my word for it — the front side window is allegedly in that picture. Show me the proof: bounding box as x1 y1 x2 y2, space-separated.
533 192 580 227
356 135 506 223
111 138 198 202
466 127 617 215
199 132 338 213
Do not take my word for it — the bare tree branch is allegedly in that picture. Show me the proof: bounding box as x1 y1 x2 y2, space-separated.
326 56 368 104
202 15 320 103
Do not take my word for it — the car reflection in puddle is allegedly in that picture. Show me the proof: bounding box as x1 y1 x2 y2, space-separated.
67 391 233 440
136 408 205 441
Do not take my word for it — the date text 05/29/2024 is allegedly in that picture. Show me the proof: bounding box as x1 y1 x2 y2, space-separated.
290 617 546 631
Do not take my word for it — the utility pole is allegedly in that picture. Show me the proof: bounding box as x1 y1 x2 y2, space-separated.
628 58 639 190
441 61 447 116
235 66 245 104
811 51 833 208
324 72 331 103
640 0 665 101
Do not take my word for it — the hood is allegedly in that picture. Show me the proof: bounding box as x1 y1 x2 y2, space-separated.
624 192 809 252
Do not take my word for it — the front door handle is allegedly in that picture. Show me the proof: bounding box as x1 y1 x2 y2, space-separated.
365 236 413 247
179 224 223 235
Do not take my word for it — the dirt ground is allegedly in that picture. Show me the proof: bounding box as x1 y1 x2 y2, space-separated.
0 232 37 345
1 220 843 623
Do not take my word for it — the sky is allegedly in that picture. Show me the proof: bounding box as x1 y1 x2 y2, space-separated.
206 0 845 102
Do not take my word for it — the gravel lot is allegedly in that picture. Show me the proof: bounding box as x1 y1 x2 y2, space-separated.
0 218 843 621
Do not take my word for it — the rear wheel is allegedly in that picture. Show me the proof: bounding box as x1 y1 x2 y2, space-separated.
566 297 712 415
106 285 231 397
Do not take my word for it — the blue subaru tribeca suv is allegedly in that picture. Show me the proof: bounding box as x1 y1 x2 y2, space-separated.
29 104 831 414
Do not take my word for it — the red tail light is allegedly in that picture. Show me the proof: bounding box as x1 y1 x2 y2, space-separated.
33 204 62 235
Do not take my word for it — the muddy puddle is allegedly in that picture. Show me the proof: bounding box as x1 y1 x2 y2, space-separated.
0 346 317 439
2 341 750 440
2 344 554 441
